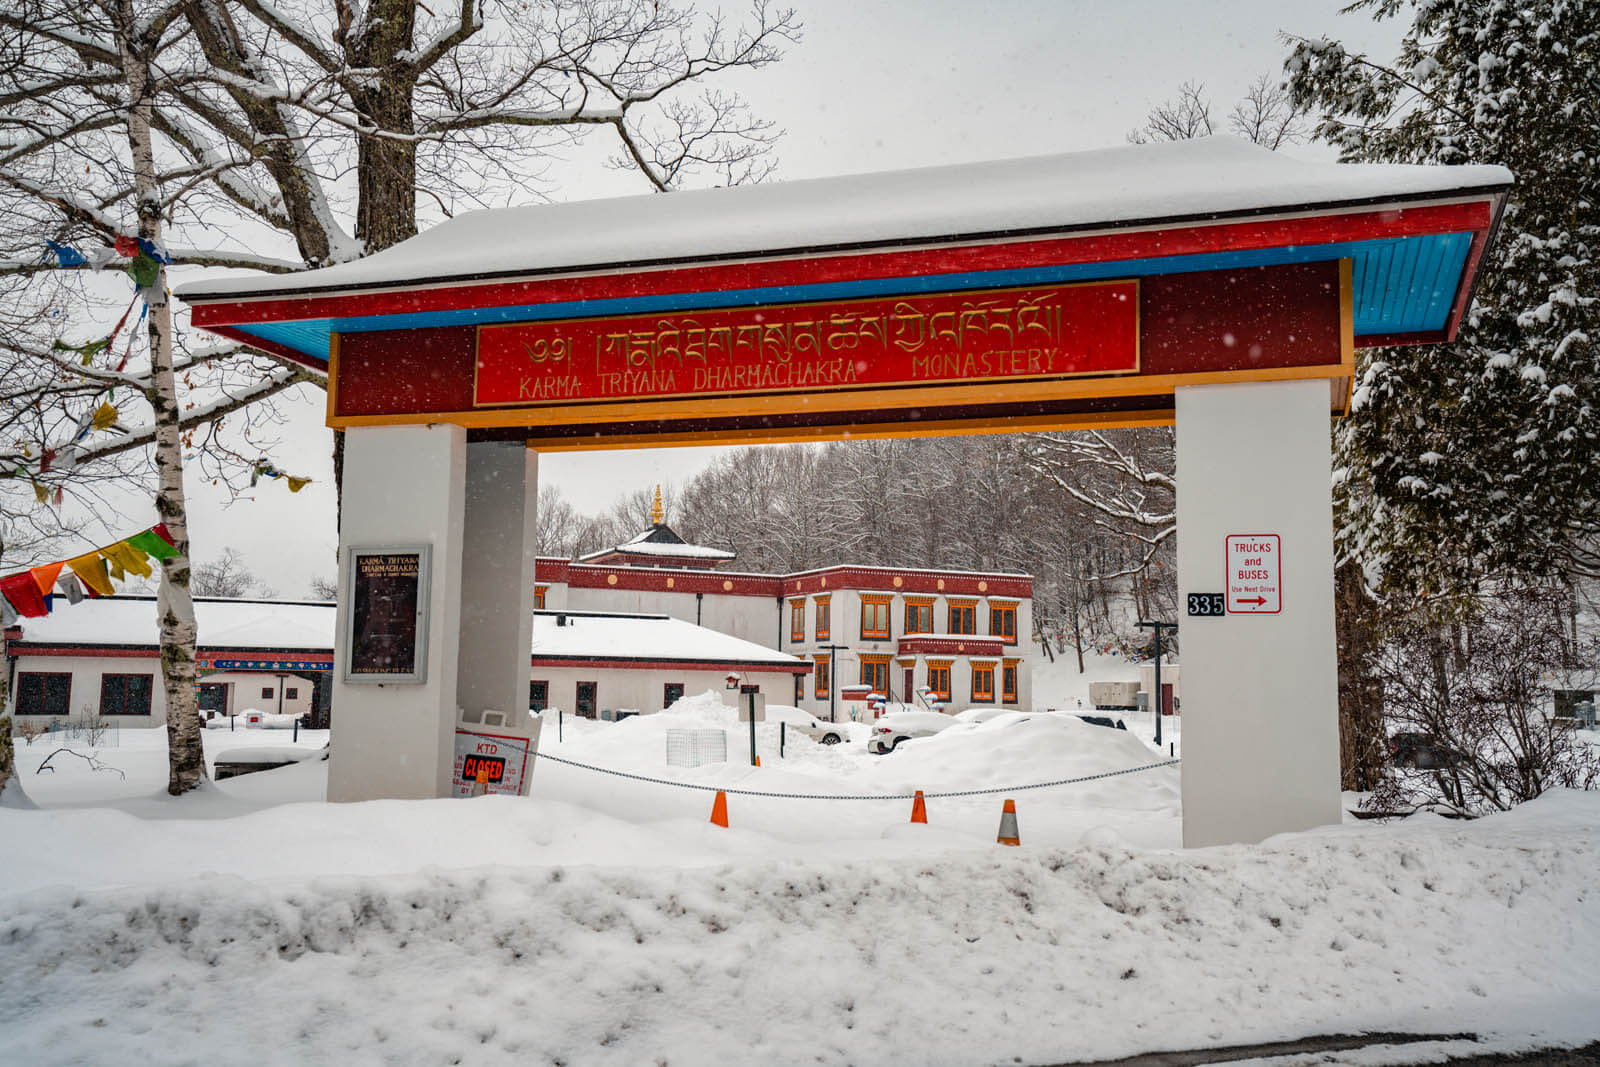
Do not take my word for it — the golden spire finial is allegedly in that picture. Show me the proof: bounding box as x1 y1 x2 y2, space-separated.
650 484 664 525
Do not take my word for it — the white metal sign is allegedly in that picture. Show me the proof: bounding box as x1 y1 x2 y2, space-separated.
451 728 534 797
1224 534 1281 614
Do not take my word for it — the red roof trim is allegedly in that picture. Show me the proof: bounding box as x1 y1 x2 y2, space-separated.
897 636 1008 656
190 202 1493 329
530 656 808 674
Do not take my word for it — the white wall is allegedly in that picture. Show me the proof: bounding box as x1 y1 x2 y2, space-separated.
7 656 319 728
531 667 802 717
559 585 780 647
7 654 164 728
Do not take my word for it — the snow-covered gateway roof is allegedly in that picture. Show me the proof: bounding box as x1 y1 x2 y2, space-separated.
178 137 1511 369
6 598 806 671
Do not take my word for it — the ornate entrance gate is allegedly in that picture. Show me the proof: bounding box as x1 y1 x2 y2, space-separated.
180 138 1508 845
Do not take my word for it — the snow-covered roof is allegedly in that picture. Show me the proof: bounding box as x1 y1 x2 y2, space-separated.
180 138 1509 300
9 597 335 651
531 611 803 669
577 522 736 564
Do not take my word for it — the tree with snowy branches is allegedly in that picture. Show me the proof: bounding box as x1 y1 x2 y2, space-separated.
1286 0 1598 593
1 0 796 793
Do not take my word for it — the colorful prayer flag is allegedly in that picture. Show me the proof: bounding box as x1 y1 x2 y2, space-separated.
127 529 178 561
56 574 84 605
101 540 152 579
29 561 63 596
1 572 49 617
66 552 114 597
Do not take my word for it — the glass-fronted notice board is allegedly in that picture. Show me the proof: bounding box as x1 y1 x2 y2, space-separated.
343 545 431 683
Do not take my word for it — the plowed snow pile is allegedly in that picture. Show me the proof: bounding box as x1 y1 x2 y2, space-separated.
2 700 1597 1065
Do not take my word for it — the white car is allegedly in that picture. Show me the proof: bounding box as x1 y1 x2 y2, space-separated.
763 704 852 745
869 710 959 754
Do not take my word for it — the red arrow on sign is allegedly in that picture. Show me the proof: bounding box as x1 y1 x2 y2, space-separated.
1236 596 1267 606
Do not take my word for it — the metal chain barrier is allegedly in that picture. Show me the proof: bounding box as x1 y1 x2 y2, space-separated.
535 750 1180 800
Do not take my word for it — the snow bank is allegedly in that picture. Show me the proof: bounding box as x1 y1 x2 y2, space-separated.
1 793 1596 1065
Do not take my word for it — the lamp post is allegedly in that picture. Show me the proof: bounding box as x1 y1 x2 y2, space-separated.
1137 620 1177 750
727 673 758 768
820 644 850 722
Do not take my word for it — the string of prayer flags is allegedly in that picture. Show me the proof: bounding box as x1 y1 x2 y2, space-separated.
66 552 114 597
1 524 179 619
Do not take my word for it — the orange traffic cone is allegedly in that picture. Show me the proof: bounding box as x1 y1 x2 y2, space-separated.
710 790 729 828
997 798 1020 846
754 756 761 767
910 790 928 824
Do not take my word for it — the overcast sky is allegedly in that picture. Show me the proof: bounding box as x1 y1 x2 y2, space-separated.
170 0 1404 597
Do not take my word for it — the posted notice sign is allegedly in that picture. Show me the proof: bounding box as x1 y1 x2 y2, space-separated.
1225 534 1281 614
451 728 534 798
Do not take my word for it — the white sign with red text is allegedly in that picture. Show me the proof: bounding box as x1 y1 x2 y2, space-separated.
1225 534 1281 614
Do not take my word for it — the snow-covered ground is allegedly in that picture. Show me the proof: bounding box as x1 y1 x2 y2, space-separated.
2 692 1597 1066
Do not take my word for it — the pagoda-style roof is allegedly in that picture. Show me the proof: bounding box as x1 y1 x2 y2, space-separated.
579 523 735 570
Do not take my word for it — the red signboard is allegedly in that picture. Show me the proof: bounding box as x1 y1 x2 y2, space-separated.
473 280 1139 408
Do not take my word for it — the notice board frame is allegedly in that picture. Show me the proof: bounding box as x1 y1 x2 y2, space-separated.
342 543 432 684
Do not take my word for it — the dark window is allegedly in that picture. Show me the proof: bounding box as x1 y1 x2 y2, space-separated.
990 606 1017 643
101 674 153 717
576 682 598 719
285 687 299 700
794 675 805 705
15 672 70 717
860 659 888 693
972 664 995 703
905 603 933 634
198 683 227 715
790 600 806 642
1002 665 1018 704
261 687 274 699
928 665 951 701
663 683 685 708
815 599 830 640
949 604 976 635
529 680 548 712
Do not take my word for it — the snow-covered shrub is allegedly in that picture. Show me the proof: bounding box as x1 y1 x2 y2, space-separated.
1369 587 1600 815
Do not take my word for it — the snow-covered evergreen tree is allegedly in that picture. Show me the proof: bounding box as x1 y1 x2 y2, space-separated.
1287 0 1598 591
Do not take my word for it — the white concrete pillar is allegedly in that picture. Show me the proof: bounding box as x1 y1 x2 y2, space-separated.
329 424 467 802
457 443 538 727
1174 380 1342 847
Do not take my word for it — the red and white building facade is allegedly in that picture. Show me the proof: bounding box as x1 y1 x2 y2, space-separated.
534 549 1033 718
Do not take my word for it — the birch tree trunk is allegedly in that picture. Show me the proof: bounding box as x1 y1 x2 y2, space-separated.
118 0 204 794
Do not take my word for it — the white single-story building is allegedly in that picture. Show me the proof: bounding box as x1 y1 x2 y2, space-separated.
4 597 335 728
4 597 808 727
